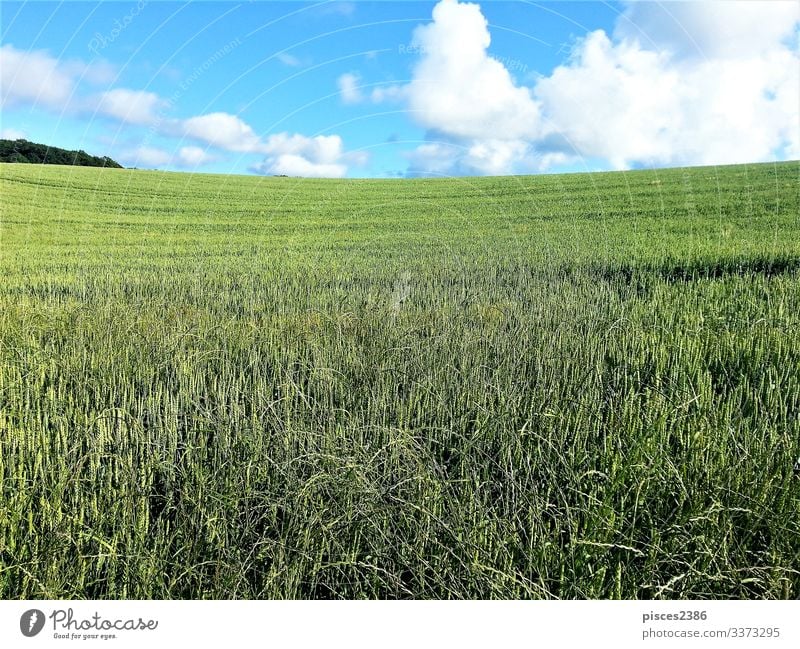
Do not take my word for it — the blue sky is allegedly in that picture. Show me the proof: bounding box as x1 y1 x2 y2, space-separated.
1 1 798 177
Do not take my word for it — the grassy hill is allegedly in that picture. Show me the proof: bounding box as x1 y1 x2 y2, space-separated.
0 139 122 168
0 160 798 598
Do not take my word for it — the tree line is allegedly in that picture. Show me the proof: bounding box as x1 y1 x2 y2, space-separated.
0 139 123 168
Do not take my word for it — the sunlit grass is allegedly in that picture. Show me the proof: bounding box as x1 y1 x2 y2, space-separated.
0 160 798 598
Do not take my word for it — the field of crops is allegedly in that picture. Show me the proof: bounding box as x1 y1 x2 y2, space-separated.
1 160 798 599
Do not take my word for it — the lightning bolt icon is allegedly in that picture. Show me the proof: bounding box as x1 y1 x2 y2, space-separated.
28 612 38 632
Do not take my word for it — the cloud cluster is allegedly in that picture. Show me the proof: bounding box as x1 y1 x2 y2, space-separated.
1 43 364 176
95 88 165 126
4 1 798 178
252 133 366 178
615 1 800 60
117 145 216 169
377 0 800 175
536 1 800 168
405 0 540 142
1 44 81 108
1 44 116 109
405 137 533 177
179 112 264 153
371 0 541 175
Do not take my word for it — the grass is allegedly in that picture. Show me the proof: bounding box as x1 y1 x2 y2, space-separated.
0 160 798 599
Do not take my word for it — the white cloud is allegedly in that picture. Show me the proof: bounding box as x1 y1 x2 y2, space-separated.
95 88 164 125
370 84 406 103
117 144 217 169
277 52 303 67
382 0 542 175
399 0 800 175
1 127 27 140
252 132 364 177
0 42 359 177
338 74 405 104
462 138 531 175
405 138 533 177
72 59 117 85
259 154 346 178
403 0 540 141
0 44 116 111
0 44 77 108
535 31 682 169
616 0 800 60
118 145 172 167
177 146 216 167
404 141 461 176
315 2 356 17
179 114 364 176
536 2 800 168
93 104 362 176
180 112 264 153
337 72 363 104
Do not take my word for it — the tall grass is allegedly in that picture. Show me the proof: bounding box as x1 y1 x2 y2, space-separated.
0 161 798 598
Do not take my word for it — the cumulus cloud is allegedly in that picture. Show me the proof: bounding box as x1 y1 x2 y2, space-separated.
404 0 540 141
405 136 534 177
376 0 541 175
404 141 465 177
117 144 217 169
177 114 365 176
180 112 264 153
95 88 165 125
176 146 217 167
535 32 682 170
337 72 363 104
393 0 800 175
0 42 360 177
536 3 800 167
251 132 365 177
175 115 364 177
1 44 79 108
615 0 800 59
0 44 116 111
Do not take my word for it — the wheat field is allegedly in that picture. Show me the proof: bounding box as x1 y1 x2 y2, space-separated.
0 160 798 598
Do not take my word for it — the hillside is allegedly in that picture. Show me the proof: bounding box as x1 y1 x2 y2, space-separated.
0 138 123 168
0 160 798 599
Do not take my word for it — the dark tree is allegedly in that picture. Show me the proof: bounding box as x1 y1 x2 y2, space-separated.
0 139 123 168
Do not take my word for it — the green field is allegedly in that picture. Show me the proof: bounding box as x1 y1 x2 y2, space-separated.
1 160 798 599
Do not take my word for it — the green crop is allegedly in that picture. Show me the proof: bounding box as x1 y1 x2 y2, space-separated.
0 160 798 598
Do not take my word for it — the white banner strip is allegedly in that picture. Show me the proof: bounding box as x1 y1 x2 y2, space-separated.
1 600 798 648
